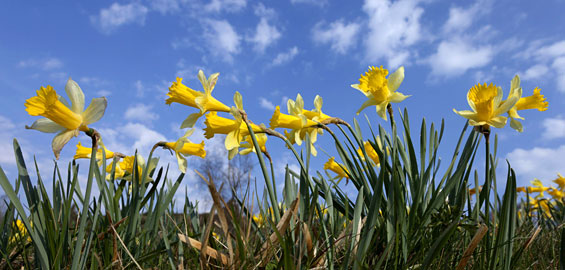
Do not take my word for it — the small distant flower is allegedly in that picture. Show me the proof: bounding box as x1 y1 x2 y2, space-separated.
526 179 550 198
166 70 231 128
553 173 565 190
357 141 381 166
548 187 564 200
453 82 520 129
164 129 206 173
324 157 349 183
351 66 410 120
239 133 268 155
469 185 483 196
106 154 158 182
505 75 548 132
74 141 114 161
516 187 526 193
25 78 107 159
9 219 31 244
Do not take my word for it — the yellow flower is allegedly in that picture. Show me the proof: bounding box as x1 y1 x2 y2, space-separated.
469 186 483 196
25 78 107 159
526 179 550 198
166 70 231 128
74 141 114 160
301 95 333 122
351 66 410 120
204 112 263 152
239 133 268 155
453 81 519 128
548 187 564 200
324 157 349 183
505 75 548 132
270 105 317 130
357 141 381 166
516 187 526 193
553 173 565 190
9 219 31 244
106 154 158 182
164 129 206 173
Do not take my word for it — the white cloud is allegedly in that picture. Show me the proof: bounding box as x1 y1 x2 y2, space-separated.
552 56 565 92
313 20 360 54
290 0 328 6
254 3 276 19
124 104 159 122
271 46 299 66
259 97 275 110
506 145 565 186
0 115 17 165
521 64 549 80
542 117 565 140
249 18 281 53
442 0 491 34
134 80 145 97
91 3 149 34
18 57 63 70
97 89 112 96
204 19 241 62
204 0 246 13
427 38 493 77
362 0 424 67
536 40 565 59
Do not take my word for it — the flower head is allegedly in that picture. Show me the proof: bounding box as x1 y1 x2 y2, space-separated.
9 219 31 244
239 133 268 155
166 70 231 128
505 75 548 132
351 66 410 120
164 129 206 173
453 81 519 128
25 78 107 159
324 157 349 183
74 141 114 160
357 141 381 166
553 173 565 190
106 154 158 182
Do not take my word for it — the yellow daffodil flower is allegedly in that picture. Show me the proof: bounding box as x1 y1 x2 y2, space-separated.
516 187 526 193
106 154 158 182
453 81 520 128
324 157 349 183
164 129 206 173
505 75 548 132
469 185 483 196
527 179 550 198
302 95 333 122
351 66 410 120
548 187 564 200
74 141 114 160
166 70 231 128
357 141 381 166
25 78 107 159
239 133 268 155
553 173 565 190
9 219 31 244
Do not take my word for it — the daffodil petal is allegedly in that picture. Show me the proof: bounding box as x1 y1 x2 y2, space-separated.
494 96 519 116
180 112 204 129
176 153 187 173
26 118 65 133
389 92 410 103
487 115 507 128
197 70 207 90
387 66 404 92
65 78 85 114
510 118 523 132
228 148 238 160
239 148 253 155
351 84 370 97
82 97 107 126
493 86 503 107
52 129 79 159
295 94 304 111
225 130 240 150
510 75 520 95
356 98 378 115
376 103 388 121
314 95 323 112
453 109 477 120
234 91 243 110
207 72 219 94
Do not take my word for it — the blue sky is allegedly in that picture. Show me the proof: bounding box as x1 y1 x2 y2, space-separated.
1 0 565 209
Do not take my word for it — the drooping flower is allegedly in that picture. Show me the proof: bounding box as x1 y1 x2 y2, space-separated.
526 179 550 198
324 157 349 183
74 141 114 160
166 70 231 128
106 154 159 182
548 187 564 200
239 133 268 155
164 129 206 173
351 66 410 120
25 78 107 159
453 82 520 128
357 141 381 166
505 75 548 132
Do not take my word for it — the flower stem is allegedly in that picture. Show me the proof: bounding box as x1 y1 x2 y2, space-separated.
387 104 395 129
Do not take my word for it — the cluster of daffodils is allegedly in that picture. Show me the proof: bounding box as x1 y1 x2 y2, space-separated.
454 75 548 132
9 219 31 245
516 174 565 218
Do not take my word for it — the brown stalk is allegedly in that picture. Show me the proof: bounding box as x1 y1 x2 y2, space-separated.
258 197 300 267
456 224 489 270
178 234 229 266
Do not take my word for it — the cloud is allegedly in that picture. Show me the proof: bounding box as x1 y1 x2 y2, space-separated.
203 19 241 62
313 20 360 54
290 0 328 6
521 64 549 80
0 115 17 165
134 80 145 97
91 3 149 34
97 89 112 96
18 57 63 70
427 38 493 77
204 0 246 13
259 97 275 110
442 0 491 34
271 47 299 66
542 117 565 140
249 18 281 53
254 3 276 19
150 0 180 14
124 104 159 122
552 56 565 92
362 0 424 67
506 145 565 186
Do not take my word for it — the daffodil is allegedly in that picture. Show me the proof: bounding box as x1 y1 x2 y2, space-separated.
516 187 526 193
324 157 349 183
453 81 520 128
351 66 410 120
469 186 483 196
166 70 231 128
526 179 550 198
553 173 565 190
301 95 333 122
357 141 381 166
106 154 158 182
164 129 206 173
9 219 31 244
74 141 114 160
548 187 564 200
25 78 107 159
505 76 548 132
239 133 268 155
